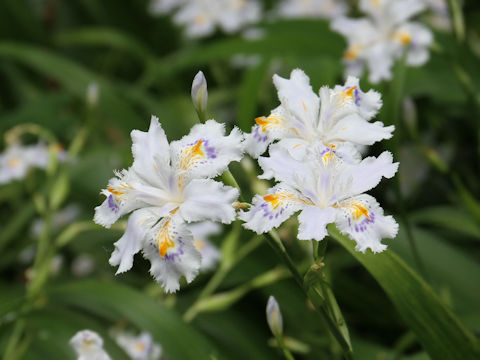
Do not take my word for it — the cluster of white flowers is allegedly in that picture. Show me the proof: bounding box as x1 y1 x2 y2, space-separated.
241 69 399 253
149 0 261 38
94 116 243 293
331 0 433 83
95 69 398 293
0 142 65 184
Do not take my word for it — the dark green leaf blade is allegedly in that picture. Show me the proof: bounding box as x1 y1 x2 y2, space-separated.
328 224 480 360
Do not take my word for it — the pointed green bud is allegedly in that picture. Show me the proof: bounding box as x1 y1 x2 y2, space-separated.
266 295 283 337
191 71 208 123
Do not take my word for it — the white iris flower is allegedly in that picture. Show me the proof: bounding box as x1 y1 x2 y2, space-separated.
240 144 399 253
70 330 111 360
244 69 393 160
94 117 243 292
331 0 433 83
149 0 261 38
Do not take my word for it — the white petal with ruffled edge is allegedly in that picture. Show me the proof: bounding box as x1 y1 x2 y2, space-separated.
131 116 171 189
329 114 394 146
332 76 382 121
143 214 201 293
273 69 320 130
297 206 337 241
336 194 398 253
258 144 311 183
244 106 294 158
93 169 172 228
344 151 399 197
180 178 239 224
109 206 175 274
170 119 243 184
240 183 308 234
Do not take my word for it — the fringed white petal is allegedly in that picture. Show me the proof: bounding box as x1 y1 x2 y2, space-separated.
109 206 174 274
143 214 201 293
171 119 244 182
131 115 171 188
345 151 399 196
336 194 398 253
297 206 337 241
240 183 307 234
180 179 239 224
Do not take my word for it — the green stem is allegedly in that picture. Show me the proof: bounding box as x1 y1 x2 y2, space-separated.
276 335 296 360
2 319 26 360
267 233 353 357
265 231 303 288
27 208 52 300
184 235 262 322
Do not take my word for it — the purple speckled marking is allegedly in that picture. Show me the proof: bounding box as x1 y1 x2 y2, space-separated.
107 195 119 213
252 126 268 143
352 209 375 233
343 86 360 106
187 139 217 161
354 88 360 106
202 139 217 159
164 237 184 262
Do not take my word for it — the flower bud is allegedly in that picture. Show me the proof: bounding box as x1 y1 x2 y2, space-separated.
191 71 208 122
266 295 283 337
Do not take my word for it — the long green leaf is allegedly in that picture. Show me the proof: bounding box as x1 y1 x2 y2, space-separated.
0 42 143 130
49 280 221 360
328 224 480 360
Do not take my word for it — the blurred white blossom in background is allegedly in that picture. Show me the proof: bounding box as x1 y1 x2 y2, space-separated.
113 331 162 360
331 0 433 83
70 330 111 360
275 0 347 20
149 0 261 38
0 142 65 184
189 221 222 272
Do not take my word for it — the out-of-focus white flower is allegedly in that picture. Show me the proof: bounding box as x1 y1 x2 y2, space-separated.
189 221 221 272
70 330 111 360
94 116 243 292
240 144 399 253
50 255 64 276
425 0 451 31
244 69 392 160
0 142 66 185
230 54 262 68
275 0 347 20
149 0 184 15
114 331 162 360
150 0 261 38
31 204 80 238
87 82 100 108
71 254 96 277
266 295 283 337
331 0 433 83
